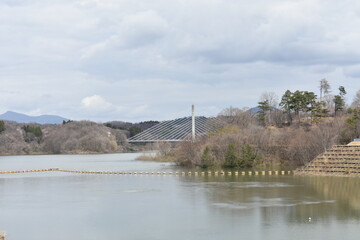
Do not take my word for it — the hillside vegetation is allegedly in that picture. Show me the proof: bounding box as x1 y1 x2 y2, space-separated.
0 121 127 155
157 83 360 168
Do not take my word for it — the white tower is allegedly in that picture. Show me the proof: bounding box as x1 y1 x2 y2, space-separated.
192 104 195 142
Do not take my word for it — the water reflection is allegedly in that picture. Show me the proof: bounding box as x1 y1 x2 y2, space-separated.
180 175 360 224
294 176 360 221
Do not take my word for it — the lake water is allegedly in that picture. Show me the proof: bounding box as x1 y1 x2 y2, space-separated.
0 153 360 240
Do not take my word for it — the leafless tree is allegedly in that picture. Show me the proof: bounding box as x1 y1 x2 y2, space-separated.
319 78 331 101
259 91 279 126
260 91 279 109
218 106 243 117
351 89 360 109
217 107 255 128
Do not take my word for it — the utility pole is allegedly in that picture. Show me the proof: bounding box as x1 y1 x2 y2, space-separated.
192 104 195 142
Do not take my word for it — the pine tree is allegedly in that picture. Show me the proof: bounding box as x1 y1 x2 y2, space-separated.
257 100 270 126
240 145 259 168
334 86 347 116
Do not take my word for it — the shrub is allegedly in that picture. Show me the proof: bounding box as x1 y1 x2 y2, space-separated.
224 144 241 168
200 146 215 168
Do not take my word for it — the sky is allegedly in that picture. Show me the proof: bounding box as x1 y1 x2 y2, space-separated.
1 0 360 122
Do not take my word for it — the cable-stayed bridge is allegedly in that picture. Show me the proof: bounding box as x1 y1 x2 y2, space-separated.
128 116 224 143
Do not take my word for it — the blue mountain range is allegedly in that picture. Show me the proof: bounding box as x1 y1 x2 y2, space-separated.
0 111 69 124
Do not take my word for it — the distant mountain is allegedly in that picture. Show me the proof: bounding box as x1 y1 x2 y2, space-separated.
247 107 281 115
0 111 69 124
247 107 261 115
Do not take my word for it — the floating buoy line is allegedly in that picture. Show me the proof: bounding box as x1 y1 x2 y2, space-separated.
0 168 293 176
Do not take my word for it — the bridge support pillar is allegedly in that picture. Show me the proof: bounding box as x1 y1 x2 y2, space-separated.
192 104 195 142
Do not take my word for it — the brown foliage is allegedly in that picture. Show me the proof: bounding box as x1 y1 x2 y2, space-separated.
0 122 31 154
42 121 126 154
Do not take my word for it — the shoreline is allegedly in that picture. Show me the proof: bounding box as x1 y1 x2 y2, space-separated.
0 150 139 157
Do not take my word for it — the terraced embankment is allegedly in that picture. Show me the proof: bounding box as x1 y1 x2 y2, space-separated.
295 141 360 176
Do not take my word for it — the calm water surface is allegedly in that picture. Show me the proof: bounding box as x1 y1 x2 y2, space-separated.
0 153 359 240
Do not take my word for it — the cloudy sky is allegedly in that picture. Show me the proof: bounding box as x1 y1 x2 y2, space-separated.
1 0 360 122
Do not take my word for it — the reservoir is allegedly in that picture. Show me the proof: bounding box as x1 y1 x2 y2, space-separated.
0 153 359 240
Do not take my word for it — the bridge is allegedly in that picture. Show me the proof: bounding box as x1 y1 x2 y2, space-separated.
128 105 225 143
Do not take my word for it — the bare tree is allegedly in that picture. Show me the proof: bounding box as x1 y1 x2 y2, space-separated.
351 90 360 109
218 106 243 117
319 78 331 101
259 92 279 109
259 91 279 126
324 94 335 114
218 107 255 128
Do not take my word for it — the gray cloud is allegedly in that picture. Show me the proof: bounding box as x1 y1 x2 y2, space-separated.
1 0 360 121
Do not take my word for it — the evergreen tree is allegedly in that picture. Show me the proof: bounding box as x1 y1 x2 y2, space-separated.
240 145 259 168
311 101 328 123
22 125 43 143
279 90 317 122
0 120 5 133
347 109 360 132
224 144 240 168
334 86 347 116
129 126 142 137
257 100 270 126
279 90 293 123
224 144 260 168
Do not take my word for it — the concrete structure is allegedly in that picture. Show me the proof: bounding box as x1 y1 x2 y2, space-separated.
348 139 360 146
295 141 360 176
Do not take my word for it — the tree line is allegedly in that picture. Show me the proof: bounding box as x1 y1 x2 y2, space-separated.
257 80 351 127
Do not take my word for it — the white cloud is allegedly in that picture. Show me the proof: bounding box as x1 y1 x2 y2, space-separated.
79 95 153 121
81 95 114 112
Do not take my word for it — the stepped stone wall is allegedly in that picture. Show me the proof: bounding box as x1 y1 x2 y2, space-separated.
294 142 360 176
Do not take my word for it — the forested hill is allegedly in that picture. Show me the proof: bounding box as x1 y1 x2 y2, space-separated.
0 121 128 155
105 120 160 137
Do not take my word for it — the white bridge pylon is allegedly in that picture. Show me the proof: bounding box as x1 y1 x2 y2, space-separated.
128 106 225 143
